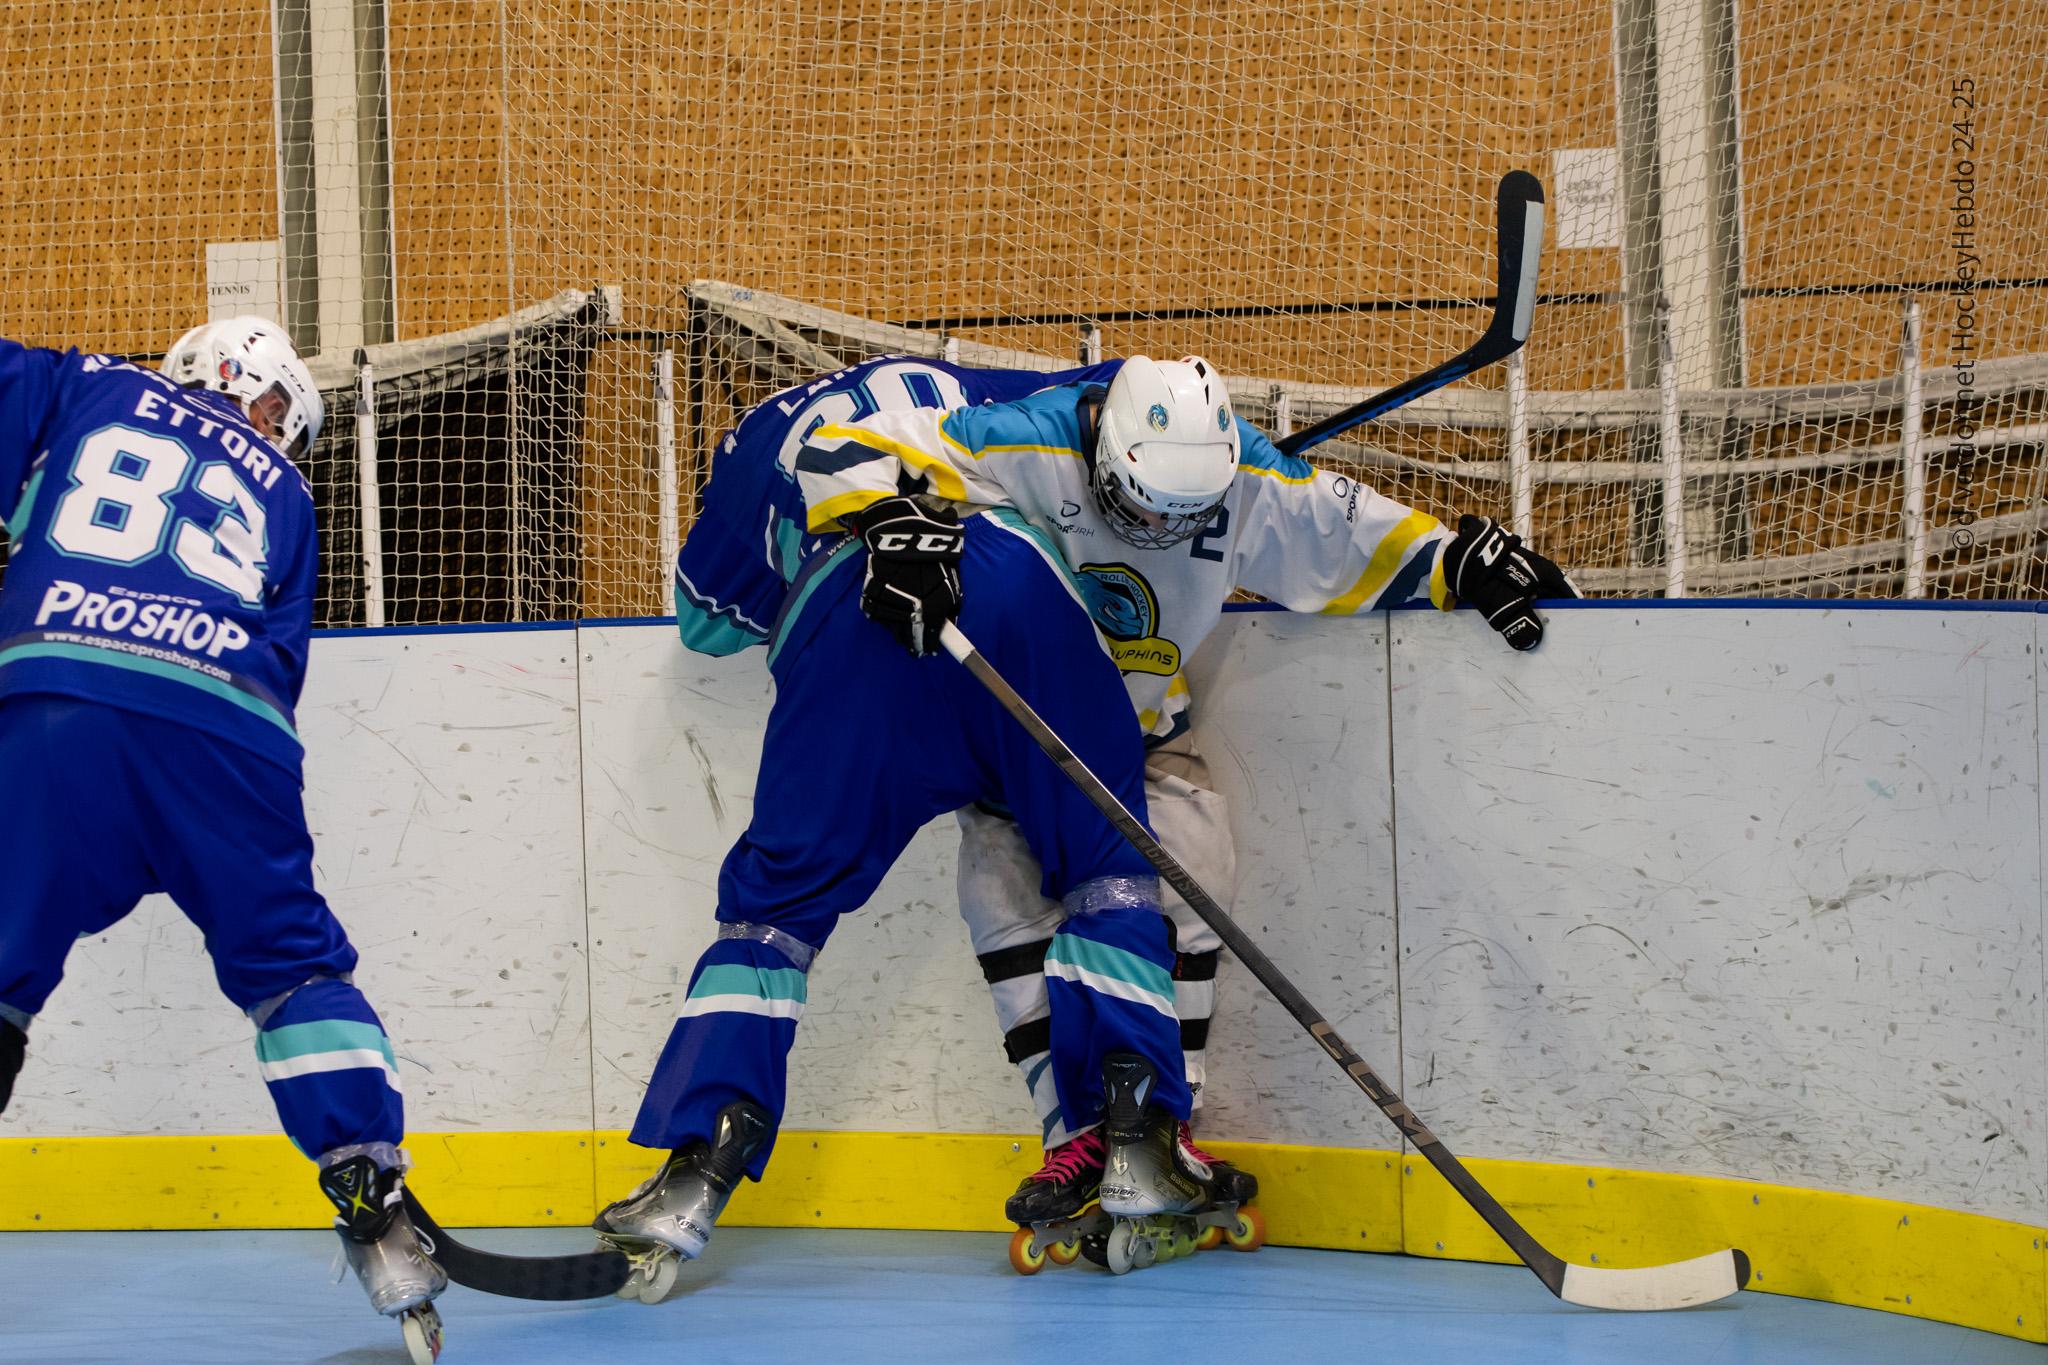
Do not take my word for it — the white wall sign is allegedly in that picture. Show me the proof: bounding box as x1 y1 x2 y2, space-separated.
205 240 284 324
1552 147 1622 249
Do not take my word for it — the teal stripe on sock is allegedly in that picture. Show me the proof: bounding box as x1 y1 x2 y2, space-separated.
1045 933 1174 999
690 963 808 1004
255 1019 395 1067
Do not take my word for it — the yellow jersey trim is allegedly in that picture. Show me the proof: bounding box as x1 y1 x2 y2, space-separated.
1319 510 1434 615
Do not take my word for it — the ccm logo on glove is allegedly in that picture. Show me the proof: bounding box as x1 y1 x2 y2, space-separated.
1442 514 1579 651
871 531 964 555
846 495 967 657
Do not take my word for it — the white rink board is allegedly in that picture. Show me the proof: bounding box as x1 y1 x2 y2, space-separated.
1389 606 2045 1226
2 627 592 1137
576 623 1023 1136
7 606 2041 1232
1184 612 1402 1149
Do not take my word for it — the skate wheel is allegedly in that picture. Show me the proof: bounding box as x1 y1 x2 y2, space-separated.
1105 1221 1137 1275
1196 1223 1224 1252
1046 1235 1082 1266
1225 1205 1266 1252
636 1252 681 1304
1008 1227 1047 1276
401 1305 443 1365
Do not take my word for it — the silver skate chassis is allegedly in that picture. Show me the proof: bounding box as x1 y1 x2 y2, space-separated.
1009 1200 1265 1276
334 1207 447 1365
593 1101 772 1306
592 1163 729 1304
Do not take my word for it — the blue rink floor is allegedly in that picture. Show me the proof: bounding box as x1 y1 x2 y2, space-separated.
0 1227 2032 1365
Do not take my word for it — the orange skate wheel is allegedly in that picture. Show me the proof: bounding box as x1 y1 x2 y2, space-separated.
1045 1236 1082 1266
1008 1226 1048 1275
1196 1224 1224 1252
1225 1205 1265 1252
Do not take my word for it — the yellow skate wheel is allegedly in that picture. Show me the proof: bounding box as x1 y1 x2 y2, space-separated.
1196 1224 1224 1252
1225 1205 1266 1252
1008 1227 1048 1276
1046 1236 1082 1266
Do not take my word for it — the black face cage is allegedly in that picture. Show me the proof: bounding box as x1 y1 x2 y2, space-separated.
1090 460 1223 550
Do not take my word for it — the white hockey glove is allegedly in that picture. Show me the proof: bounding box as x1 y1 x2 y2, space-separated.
1441 515 1580 651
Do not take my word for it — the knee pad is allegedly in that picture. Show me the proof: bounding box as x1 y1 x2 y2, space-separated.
0 1019 24 1115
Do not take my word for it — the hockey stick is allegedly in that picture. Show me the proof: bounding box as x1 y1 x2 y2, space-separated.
1275 170 1545 459
401 1188 631 1301
940 621 1748 1311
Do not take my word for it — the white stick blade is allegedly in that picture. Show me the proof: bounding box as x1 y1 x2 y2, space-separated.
1559 1249 1745 1311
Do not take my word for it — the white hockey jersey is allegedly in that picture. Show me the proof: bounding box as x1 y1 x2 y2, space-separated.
790 379 1454 742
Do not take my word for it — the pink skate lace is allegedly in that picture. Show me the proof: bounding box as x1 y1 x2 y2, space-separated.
1028 1129 1106 1183
1177 1121 1225 1169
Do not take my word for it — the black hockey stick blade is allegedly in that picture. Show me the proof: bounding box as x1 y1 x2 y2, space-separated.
939 620 1748 1312
402 1187 631 1301
1276 169 1545 458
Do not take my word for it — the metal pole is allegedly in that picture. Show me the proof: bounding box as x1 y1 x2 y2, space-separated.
1900 297 1927 597
655 347 679 608
1507 349 1533 541
354 348 387 626
1270 384 1293 439
1656 301 1688 598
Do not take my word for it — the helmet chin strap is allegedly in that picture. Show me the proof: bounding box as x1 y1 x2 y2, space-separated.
1076 383 1107 457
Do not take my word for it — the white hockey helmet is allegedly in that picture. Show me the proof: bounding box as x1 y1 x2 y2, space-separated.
161 317 324 458
1091 355 1239 549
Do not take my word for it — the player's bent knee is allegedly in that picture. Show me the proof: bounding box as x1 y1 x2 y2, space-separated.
0 1019 25 1114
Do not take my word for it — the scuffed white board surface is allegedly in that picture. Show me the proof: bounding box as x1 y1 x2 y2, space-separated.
578 624 1031 1137
1390 606 2045 1225
2 630 592 1138
1184 612 1403 1150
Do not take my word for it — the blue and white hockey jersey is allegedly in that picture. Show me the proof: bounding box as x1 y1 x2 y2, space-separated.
0 341 317 771
792 383 1455 742
674 354 1121 656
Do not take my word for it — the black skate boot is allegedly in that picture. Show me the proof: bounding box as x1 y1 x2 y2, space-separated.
319 1154 447 1365
1005 1128 1106 1224
593 1100 772 1303
1004 1128 1110 1275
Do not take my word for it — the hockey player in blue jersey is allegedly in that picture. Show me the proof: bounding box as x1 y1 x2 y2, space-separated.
0 320 445 1361
596 353 1227 1296
663 350 1575 1275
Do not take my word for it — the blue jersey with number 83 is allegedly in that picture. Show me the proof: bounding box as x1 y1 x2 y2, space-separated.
0 340 317 772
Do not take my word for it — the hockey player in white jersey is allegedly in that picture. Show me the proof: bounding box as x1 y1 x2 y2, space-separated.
787 354 1575 1264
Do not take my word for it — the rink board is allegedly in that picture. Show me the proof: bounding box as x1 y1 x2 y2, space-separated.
0 604 2043 1341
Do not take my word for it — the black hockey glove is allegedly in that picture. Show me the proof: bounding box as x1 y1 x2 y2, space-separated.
1441 514 1579 651
847 494 966 656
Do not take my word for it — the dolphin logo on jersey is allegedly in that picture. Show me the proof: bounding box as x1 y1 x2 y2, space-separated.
1074 563 1181 677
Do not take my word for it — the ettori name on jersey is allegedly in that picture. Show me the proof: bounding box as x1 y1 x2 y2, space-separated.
0 342 317 770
